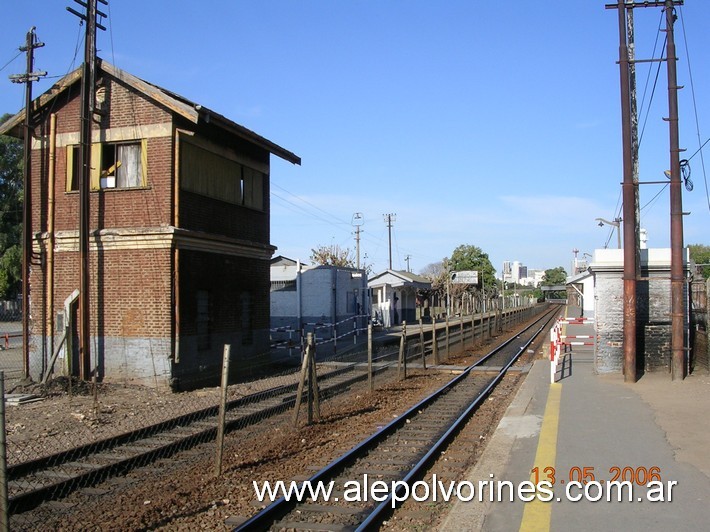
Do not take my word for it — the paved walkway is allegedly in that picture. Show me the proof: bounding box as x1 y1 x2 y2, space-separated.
441 305 710 531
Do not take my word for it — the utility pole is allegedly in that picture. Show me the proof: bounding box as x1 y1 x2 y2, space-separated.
404 255 411 273
383 213 396 270
352 212 364 270
664 0 685 380
607 0 683 382
68 0 107 380
9 27 46 379
607 0 639 382
628 8 642 282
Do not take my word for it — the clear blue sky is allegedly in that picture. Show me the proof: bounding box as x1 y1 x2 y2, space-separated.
2 1 709 276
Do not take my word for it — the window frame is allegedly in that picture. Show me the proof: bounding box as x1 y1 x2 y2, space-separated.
66 139 148 192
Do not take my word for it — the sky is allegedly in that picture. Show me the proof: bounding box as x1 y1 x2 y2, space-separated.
2 1 709 277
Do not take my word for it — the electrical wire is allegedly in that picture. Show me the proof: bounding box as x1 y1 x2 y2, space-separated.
271 182 349 226
637 10 665 147
0 50 22 74
641 183 668 212
679 6 710 213
107 0 116 66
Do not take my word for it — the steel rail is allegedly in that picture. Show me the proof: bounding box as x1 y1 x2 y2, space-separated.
235 305 559 531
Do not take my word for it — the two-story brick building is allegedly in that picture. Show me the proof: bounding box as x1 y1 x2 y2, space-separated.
0 59 300 390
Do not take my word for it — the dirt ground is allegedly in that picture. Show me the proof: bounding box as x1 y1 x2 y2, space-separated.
7 324 547 531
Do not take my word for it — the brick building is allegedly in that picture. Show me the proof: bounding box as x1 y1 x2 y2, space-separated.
0 60 300 390
589 248 689 374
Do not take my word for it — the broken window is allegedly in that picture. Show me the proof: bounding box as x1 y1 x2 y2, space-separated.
66 140 147 192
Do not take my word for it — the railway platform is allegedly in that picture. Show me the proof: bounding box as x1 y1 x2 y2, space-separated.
441 304 710 531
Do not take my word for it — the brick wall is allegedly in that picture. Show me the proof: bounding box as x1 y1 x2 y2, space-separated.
594 270 684 374
174 249 270 390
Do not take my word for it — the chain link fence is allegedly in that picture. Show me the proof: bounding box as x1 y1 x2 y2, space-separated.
0 303 544 529
0 302 22 396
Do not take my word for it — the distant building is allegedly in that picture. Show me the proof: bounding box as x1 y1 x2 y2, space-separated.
0 60 300 389
503 261 528 284
368 270 432 326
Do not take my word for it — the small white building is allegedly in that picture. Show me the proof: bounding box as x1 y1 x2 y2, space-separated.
368 270 432 327
566 269 595 317
270 257 369 339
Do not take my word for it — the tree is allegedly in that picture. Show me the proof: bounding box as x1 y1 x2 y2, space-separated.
449 244 497 290
420 259 449 294
689 244 710 280
309 244 355 268
541 266 568 286
0 113 23 299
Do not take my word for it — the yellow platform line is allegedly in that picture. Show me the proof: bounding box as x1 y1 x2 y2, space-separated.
519 382 562 532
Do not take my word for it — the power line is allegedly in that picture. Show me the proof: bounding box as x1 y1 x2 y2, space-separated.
272 182 348 226
0 50 23 74
679 6 710 213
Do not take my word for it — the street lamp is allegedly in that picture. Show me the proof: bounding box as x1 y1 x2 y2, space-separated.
596 217 622 249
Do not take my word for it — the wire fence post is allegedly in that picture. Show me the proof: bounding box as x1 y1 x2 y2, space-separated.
214 344 231 477
367 324 373 393
332 323 337 355
398 321 407 381
459 314 466 352
293 333 311 426
432 318 439 365
445 314 450 359
0 372 8 532
309 334 320 423
419 317 426 369
470 312 475 347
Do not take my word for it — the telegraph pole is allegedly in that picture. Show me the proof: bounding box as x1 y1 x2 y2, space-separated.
9 27 46 379
607 0 683 382
664 0 685 380
405 255 411 273
352 213 364 270
383 213 396 270
68 0 107 380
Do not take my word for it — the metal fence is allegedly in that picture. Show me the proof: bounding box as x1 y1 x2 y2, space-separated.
0 303 544 529
0 302 22 396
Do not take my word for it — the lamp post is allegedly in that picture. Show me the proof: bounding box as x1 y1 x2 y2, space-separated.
596 217 622 249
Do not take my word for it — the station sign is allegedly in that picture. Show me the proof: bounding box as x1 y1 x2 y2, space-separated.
451 270 479 285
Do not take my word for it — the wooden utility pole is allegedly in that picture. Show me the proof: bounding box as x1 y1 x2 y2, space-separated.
10 27 46 379
383 213 395 270
67 0 107 380
607 0 683 382
664 0 686 380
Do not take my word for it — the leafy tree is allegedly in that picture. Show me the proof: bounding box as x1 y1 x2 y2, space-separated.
689 244 710 280
541 266 567 286
0 113 23 299
449 244 497 290
310 244 355 268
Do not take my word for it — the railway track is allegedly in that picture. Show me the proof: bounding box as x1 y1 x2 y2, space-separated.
7 358 391 515
236 306 560 531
